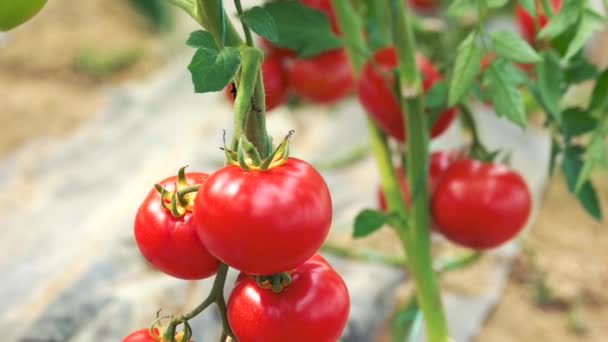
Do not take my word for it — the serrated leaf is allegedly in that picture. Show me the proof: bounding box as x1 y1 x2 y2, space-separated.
518 0 536 15
242 6 279 43
564 13 603 60
561 146 603 220
448 32 482 106
486 0 508 9
353 209 389 238
262 2 341 58
589 68 608 111
447 0 472 16
538 0 582 40
186 30 217 49
562 108 598 137
425 81 448 109
188 47 240 93
574 130 607 194
484 61 526 127
536 50 563 123
490 30 542 63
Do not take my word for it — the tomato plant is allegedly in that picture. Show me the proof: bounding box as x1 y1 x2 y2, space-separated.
288 48 353 104
122 327 191 342
225 55 288 112
431 159 532 250
227 254 350 342
300 0 340 34
358 46 457 142
260 37 296 59
134 171 220 280
0 0 46 31
515 0 562 44
194 157 332 275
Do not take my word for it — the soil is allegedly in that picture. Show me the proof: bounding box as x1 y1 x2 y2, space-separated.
0 0 166 157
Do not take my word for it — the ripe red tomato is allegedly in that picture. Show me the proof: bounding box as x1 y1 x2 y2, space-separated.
227 254 350 342
357 46 457 143
122 328 192 342
515 0 562 44
377 150 461 211
288 48 353 104
194 158 332 275
408 0 439 11
431 159 532 250
134 173 220 280
300 0 340 34
225 55 288 112
259 37 297 59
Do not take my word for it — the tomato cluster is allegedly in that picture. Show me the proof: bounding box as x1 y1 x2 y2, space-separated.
378 151 532 250
129 152 348 340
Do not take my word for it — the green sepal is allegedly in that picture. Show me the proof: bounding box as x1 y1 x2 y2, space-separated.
177 166 189 187
155 184 172 211
259 130 294 170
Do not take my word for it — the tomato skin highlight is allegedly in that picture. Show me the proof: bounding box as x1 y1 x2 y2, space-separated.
225 55 288 112
357 46 457 142
0 0 47 31
288 48 354 104
431 159 532 250
227 254 350 342
515 0 562 44
194 158 332 275
134 173 220 280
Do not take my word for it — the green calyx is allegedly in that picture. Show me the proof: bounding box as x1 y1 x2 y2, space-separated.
224 130 294 171
155 166 202 218
255 272 293 293
149 315 192 342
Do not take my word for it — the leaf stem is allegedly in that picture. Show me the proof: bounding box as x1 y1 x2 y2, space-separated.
233 0 254 46
540 0 554 19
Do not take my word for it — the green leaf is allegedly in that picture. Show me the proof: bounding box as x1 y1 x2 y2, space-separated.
561 146 603 220
564 13 604 60
262 2 341 57
391 298 422 342
186 30 217 49
447 0 473 16
575 129 607 195
188 47 240 93
589 68 608 112
129 0 172 31
562 108 598 137
353 209 389 238
242 6 279 43
518 0 536 15
490 30 542 63
486 0 509 9
425 81 448 110
538 0 582 40
536 50 563 123
549 137 561 176
564 53 598 84
484 60 526 127
448 32 482 106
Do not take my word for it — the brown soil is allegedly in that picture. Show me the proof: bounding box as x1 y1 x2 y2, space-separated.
476 175 608 342
0 0 166 157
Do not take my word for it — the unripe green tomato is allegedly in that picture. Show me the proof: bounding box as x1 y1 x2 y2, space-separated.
0 0 47 31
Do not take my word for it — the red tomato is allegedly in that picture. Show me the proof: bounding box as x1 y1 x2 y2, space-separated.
122 328 192 342
377 150 461 211
134 173 220 280
227 254 350 342
224 55 288 112
431 159 532 250
300 0 340 34
259 37 297 59
357 46 458 142
408 0 439 11
515 0 562 44
194 158 332 275
288 48 353 104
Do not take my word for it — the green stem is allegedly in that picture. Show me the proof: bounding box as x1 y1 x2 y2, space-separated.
539 0 554 19
194 0 243 47
234 0 254 46
163 264 234 341
321 241 408 267
604 0 608 17
436 251 483 273
166 0 196 18
391 0 449 340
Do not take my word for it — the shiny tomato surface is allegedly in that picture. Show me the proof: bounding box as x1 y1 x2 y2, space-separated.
227 254 350 342
134 173 220 280
194 158 332 275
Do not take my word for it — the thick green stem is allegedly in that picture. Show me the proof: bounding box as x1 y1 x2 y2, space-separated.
391 0 449 341
234 0 254 46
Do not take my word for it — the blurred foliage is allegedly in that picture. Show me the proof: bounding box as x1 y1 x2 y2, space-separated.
129 0 173 31
74 47 145 78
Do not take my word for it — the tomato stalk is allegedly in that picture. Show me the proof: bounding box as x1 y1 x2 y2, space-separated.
539 0 555 19
162 263 234 342
390 0 449 340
